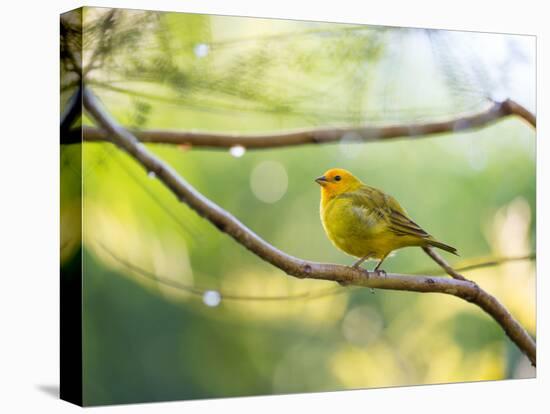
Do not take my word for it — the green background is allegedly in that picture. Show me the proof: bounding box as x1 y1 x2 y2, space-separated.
60 8 536 406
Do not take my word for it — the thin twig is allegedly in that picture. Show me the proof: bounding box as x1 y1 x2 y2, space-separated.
75 98 535 148
82 87 536 366
98 242 345 302
453 253 536 273
422 246 468 281
82 9 118 78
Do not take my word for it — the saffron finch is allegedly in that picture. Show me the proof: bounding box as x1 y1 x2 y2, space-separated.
316 168 457 272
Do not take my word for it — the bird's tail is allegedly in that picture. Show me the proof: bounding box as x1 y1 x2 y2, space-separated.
427 239 458 255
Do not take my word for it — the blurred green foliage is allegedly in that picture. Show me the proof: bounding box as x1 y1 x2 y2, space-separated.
60 7 536 406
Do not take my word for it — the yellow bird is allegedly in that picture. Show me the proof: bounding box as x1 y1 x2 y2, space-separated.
316 168 457 272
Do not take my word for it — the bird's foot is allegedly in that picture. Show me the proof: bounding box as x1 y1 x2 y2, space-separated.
351 260 365 269
351 255 370 269
374 269 387 278
350 264 371 280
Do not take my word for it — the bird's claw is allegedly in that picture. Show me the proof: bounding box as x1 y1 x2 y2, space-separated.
375 269 387 278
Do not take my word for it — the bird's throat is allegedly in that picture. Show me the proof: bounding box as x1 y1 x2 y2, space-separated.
320 187 338 206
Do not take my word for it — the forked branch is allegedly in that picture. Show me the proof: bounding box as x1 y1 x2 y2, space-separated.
82 87 536 366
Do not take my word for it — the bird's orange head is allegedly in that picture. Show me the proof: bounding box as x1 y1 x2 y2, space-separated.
315 168 363 200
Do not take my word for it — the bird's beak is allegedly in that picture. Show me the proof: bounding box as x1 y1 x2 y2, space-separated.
315 175 328 185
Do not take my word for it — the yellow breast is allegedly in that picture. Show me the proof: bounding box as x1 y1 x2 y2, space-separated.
320 195 389 259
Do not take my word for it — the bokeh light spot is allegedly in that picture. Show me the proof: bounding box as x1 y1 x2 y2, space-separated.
341 305 383 346
202 290 221 307
229 145 246 158
339 132 364 158
250 161 288 203
193 43 210 58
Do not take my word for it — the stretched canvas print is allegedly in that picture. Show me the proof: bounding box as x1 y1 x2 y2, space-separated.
60 6 536 407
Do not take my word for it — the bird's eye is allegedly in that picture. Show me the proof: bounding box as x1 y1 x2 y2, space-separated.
334 175 341 182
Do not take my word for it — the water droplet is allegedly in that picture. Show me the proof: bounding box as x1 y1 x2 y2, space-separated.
194 43 210 58
148 171 156 179
202 290 221 307
229 145 246 158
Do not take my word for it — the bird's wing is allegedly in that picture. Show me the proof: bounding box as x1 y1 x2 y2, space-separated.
347 186 431 239
384 193 431 239
336 186 393 234
387 207 430 238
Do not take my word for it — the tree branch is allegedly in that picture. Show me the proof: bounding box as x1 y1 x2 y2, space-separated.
422 246 468 281
60 86 82 141
76 98 535 148
82 87 536 366
501 99 536 127
101 239 534 303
